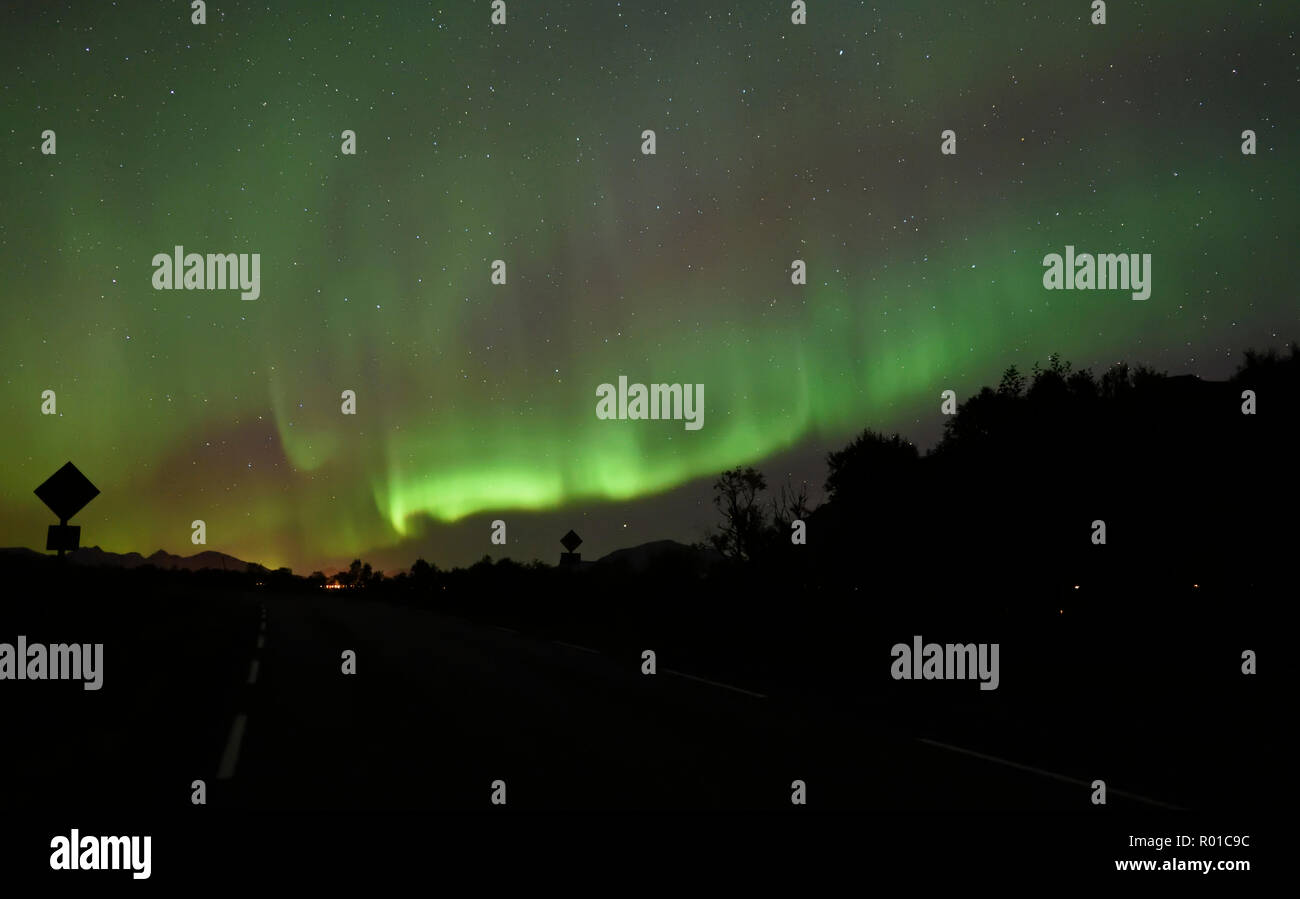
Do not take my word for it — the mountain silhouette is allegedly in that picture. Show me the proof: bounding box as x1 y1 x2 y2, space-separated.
0 544 268 573
593 539 720 574
0 540 722 577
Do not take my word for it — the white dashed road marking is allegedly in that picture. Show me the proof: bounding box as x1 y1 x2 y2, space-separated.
217 714 248 780
916 737 1185 810
664 668 767 699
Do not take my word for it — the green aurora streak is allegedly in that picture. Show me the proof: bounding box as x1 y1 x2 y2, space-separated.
2 1 1294 570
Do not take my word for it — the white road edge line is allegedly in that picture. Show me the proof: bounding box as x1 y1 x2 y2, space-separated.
664 668 767 699
494 626 519 635
916 737 1185 810
553 639 600 654
217 713 248 780
246 660 260 685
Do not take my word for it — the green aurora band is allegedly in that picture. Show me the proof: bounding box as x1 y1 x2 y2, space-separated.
2 1 1294 571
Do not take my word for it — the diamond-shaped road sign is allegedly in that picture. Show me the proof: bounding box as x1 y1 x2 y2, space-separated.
35 462 99 523
561 529 583 553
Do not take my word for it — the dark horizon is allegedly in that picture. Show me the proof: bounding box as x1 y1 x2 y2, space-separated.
2 0 1289 881
12 344 1293 577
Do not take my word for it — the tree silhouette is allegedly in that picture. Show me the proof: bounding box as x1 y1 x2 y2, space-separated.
824 429 917 503
998 364 1026 397
709 466 769 562
771 476 813 533
336 558 363 588
410 558 438 584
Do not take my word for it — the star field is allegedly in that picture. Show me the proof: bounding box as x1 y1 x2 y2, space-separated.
1 0 1295 572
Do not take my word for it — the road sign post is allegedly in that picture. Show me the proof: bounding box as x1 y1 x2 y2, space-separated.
46 524 81 553
34 462 99 557
560 529 583 567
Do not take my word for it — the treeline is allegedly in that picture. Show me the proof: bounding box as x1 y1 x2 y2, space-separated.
7 345 1288 739
14 343 1295 623
705 344 1299 597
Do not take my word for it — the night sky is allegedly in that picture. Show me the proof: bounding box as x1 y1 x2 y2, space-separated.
2 1 1295 573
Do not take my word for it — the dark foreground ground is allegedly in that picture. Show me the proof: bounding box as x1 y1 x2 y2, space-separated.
0 563 1277 883
1 577 1276 812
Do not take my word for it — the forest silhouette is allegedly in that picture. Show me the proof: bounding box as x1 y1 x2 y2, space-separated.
4 345 1289 812
12 344 1295 638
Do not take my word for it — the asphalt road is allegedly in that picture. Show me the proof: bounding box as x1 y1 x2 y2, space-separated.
210 593 1143 812
2 584 1272 885
3 588 1208 813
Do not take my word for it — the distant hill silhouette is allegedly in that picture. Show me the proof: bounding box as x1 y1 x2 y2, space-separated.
593 539 720 574
0 545 269 573
1 540 721 579
1 347 1286 816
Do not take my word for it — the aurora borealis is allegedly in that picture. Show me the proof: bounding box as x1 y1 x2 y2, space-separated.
2 1 1295 573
